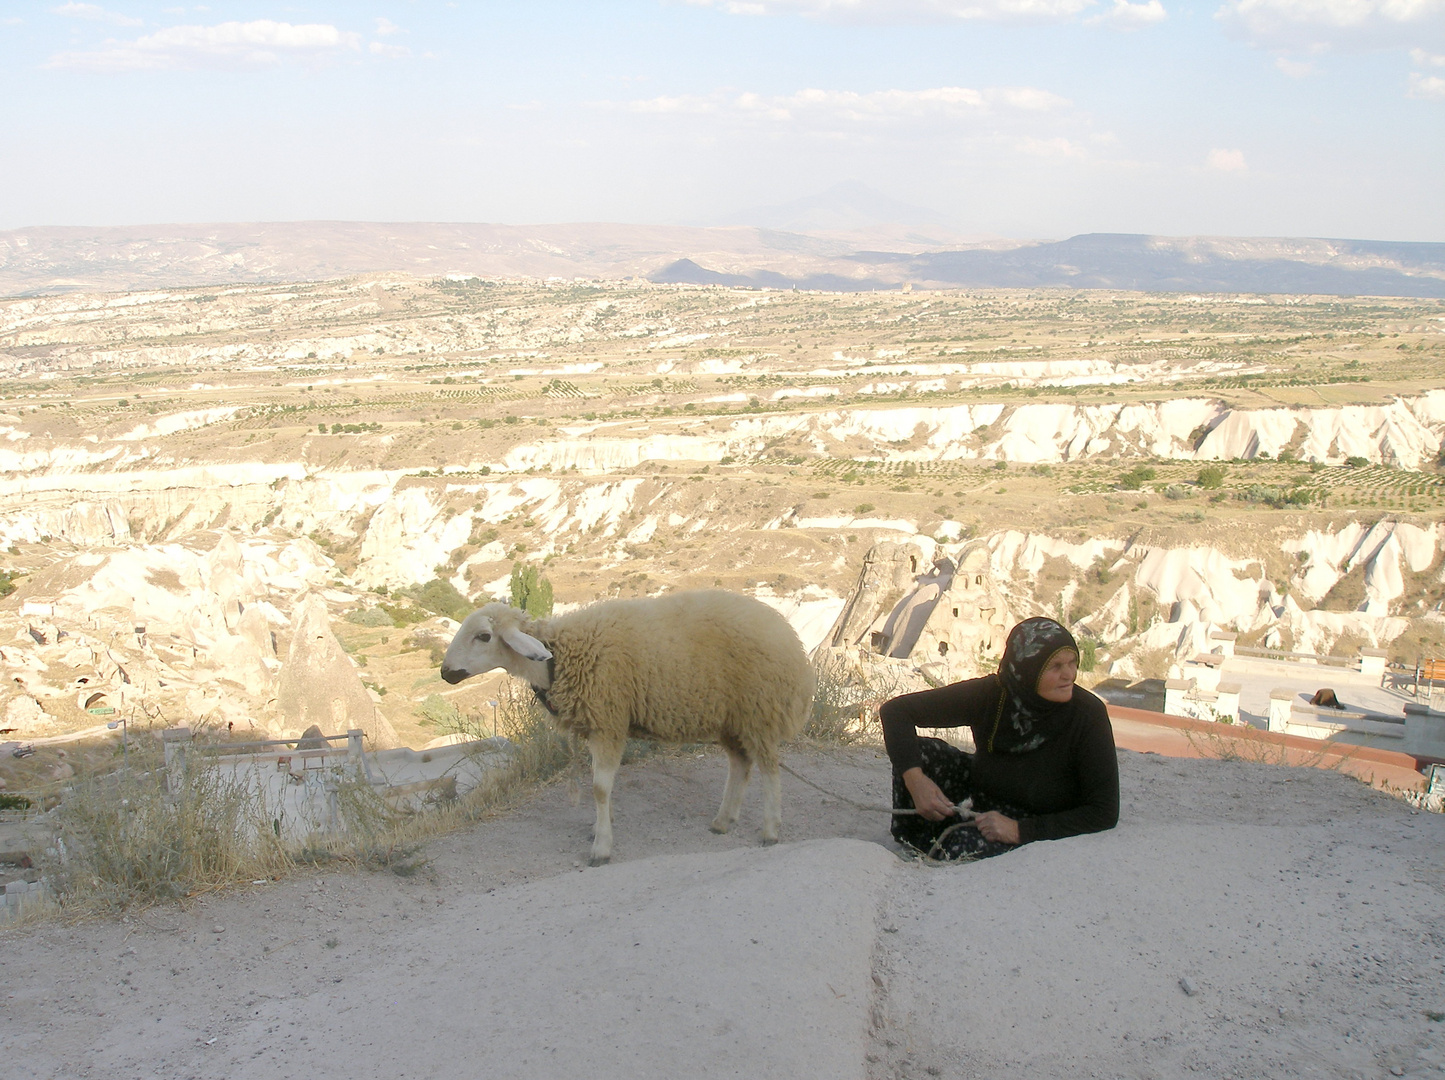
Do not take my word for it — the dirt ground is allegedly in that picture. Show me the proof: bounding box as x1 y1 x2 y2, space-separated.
2 744 1444 1080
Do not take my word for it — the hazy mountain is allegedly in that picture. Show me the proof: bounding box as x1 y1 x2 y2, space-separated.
654 234 1445 298
870 234 1445 297
1 220 1441 298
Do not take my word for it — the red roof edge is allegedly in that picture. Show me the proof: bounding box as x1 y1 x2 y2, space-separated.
1105 703 1427 794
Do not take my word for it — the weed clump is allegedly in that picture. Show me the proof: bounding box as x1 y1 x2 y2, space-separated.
805 654 908 744
47 743 291 911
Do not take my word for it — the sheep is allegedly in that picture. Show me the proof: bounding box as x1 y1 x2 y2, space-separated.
440 590 815 865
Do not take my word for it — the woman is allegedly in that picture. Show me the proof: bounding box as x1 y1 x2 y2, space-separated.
880 616 1118 860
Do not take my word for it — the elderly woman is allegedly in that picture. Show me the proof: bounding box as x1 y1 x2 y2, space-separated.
880 616 1119 860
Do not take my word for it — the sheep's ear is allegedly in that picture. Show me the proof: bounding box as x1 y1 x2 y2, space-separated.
501 625 552 662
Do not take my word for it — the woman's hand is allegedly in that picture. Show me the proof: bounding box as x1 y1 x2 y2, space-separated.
974 811 1020 845
902 767 958 822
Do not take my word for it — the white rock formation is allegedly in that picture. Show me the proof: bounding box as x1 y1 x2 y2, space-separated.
275 594 399 748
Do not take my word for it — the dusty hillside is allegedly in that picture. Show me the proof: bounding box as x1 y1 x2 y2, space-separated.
2 746 1442 1080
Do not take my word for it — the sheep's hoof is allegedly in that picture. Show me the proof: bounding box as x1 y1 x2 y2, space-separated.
589 854 610 867
709 820 732 835
760 836 779 847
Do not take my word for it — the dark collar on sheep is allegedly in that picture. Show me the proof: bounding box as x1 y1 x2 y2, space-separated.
530 656 558 716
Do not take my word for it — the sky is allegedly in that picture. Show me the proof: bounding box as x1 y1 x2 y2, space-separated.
0 0 1440 240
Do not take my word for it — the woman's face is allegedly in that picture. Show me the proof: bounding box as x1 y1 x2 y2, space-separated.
1036 649 1079 703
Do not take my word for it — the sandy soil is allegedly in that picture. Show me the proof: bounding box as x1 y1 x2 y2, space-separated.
2 745 1443 1080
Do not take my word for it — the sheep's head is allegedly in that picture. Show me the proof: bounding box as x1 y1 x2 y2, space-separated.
440 603 552 685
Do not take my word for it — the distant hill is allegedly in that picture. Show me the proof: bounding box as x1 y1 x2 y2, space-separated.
868 234 1445 298
1 220 1440 298
656 234 1445 298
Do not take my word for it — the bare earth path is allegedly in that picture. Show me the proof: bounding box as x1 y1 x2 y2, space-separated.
3 746 1443 1080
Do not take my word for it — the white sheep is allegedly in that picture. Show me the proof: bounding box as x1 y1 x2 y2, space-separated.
440 590 815 865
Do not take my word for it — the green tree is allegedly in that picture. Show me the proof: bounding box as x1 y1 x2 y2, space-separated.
509 562 554 618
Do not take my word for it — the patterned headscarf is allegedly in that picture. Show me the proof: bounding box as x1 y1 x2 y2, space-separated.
986 617 1080 754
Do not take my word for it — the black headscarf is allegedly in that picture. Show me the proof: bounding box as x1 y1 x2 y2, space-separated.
986 617 1080 754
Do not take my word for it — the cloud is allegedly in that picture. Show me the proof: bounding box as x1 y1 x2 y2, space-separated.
52 2 142 26
1085 0 1167 26
1413 46 1445 64
684 0 1096 24
616 84 1071 122
369 41 412 58
1215 0 1445 53
45 19 361 71
1274 54 1315 73
1408 71 1445 95
375 17 402 35
1016 135 1088 156
1206 147 1248 171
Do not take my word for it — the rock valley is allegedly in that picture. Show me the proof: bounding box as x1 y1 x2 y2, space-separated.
0 276 1442 782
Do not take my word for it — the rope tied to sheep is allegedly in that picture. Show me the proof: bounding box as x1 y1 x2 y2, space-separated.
777 761 979 863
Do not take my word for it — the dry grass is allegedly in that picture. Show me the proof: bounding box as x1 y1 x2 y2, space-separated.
299 683 582 875
1175 726 1445 813
45 744 294 913
803 653 907 745
1180 725 1346 769
37 685 582 912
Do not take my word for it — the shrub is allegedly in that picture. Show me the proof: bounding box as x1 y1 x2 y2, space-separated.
1345 456 1368 468
345 607 395 628
854 503 875 514
416 693 461 728
1196 465 1227 489
1118 465 1157 490
401 578 474 622
1078 638 1097 673
380 601 432 626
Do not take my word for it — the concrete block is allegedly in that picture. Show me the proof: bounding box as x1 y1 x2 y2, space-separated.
1268 688 1294 734
1164 679 1194 717
1209 630 1237 658
1405 703 1445 760
1214 682 1241 723
1359 649 1388 679
1185 659 1222 693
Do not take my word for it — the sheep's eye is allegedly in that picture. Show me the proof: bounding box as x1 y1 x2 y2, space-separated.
476 632 491 643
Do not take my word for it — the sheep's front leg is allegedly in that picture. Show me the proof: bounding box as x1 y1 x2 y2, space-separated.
710 745 752 835
757 754 782 846
588 736 625 866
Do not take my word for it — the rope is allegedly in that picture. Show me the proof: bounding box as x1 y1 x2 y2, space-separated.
779 760 920 815
786 757 976 821
778 760 979 863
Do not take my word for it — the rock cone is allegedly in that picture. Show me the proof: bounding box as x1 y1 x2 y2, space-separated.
276 593 398 749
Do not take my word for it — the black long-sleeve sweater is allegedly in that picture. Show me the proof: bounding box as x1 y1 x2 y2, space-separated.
880 677 1120 844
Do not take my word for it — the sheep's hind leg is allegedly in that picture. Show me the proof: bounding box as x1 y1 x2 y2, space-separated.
588 736 625 866
710 744 752 835
757 752 782 846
